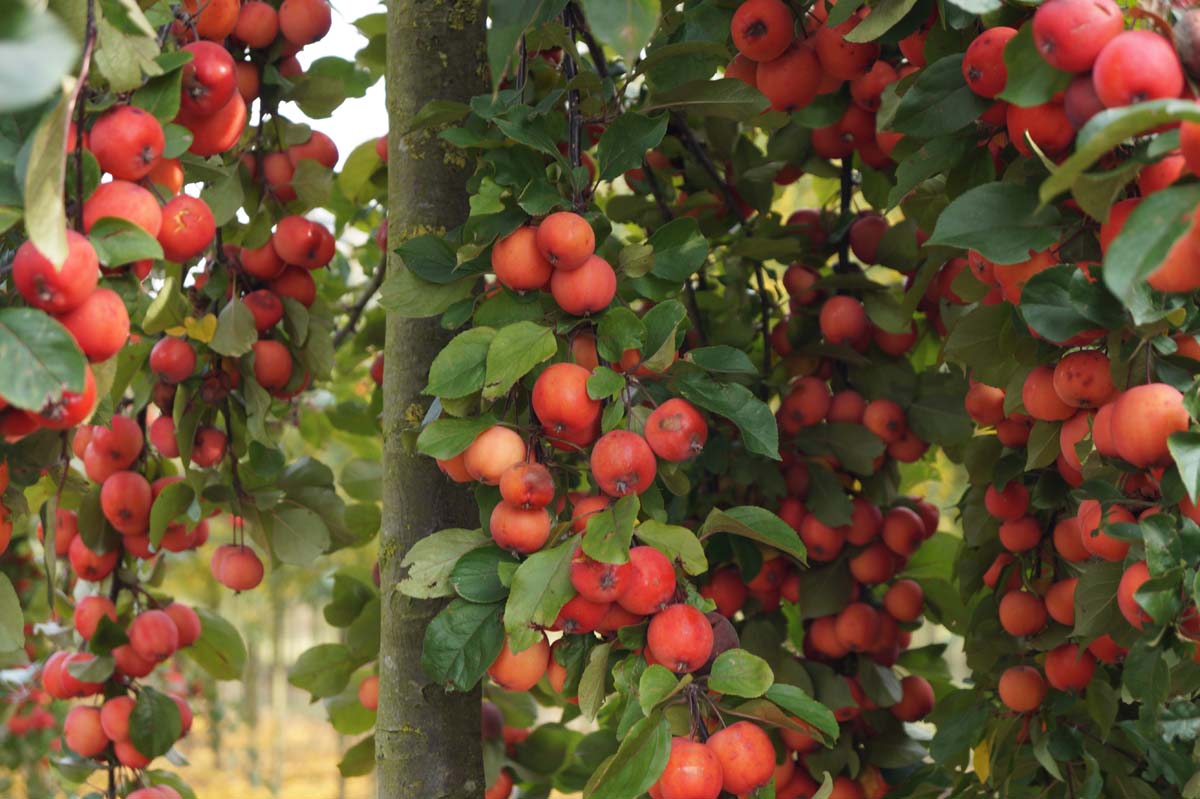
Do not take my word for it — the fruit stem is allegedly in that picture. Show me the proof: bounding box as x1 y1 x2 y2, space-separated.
837 158 853 273
71 0 97 232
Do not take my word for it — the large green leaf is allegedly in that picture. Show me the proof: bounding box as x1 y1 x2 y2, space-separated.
0 308 86 410
420 599 505 692
928 182 1064 264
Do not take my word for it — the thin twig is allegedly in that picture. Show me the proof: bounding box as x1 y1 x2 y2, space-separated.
561 13 584 210
333 263 387 348
669 115 772 393
71 0 98 231
837 158 853 272
515 35 528 94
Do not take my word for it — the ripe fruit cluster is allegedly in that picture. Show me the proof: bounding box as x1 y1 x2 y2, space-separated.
491 211 616 315
43 601 200 770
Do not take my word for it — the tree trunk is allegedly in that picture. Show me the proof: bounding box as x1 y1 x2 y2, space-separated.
378 3 487 799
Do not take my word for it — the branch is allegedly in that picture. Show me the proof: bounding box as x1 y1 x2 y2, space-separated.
71 0 98 231
836 157 854 273
561 13 584 210
333 263 387 348
669 115 772 393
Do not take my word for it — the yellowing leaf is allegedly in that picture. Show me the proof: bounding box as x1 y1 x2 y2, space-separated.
184 314 219 343
973 740 990 784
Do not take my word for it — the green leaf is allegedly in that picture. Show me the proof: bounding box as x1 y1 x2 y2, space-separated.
420 599 505 692
289 643 358 698
403 99 470 135
597 307 647 361
132 63 185 121
144 263 190 335
425 327 497 398
997 24 1072 107
268 503 330 565
483 322 557 400
0 8 80 112
450 545 512 604
338 734 376 777
579 642 614 719
398 528 489 599
583 495 639 564
587 366 626 399
645 79 770 120
579 0 659 69
487 0 569 89
685 346 756 375
397 235 462 284
676 372 779 459
928 182 1064 264
380 269 477 319
638 665 682 715
583 713 671 799
708 649 774 698
765 684 840 742
648 218 709 283
182 608 246 680
597 113 668 182
700 506 806 563
341 459 382 502
1170 432 1200 505
891 55 990 139
844 0 918 42
130 687 182 759
210 299 258 358
1104 184 1200 304
0 575 24 652
88 217 164 266
1020 265 1104 343
0 308 85 410
416 415 497 459
504 538 580 651
640 300 687 372
22 89 71 269
635 521 707 575
888 136 973 209
804 462 853 526
795 423 886 476
1072 560 1124 638
148 481 197 548
1041 99 1200 204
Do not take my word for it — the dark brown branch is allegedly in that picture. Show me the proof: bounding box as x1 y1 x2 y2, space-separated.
561 12 584 210
333 262 387 348
837 158 853 272
71 0 98 232
669 115 772 393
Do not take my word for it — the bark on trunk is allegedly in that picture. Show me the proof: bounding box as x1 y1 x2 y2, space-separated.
378 2 487 798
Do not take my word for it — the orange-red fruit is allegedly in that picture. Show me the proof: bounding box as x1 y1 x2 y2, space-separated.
998 516 1042 553
64 706 108 757
998 665 1046 712
158 195 216 263
590 430 657 497
1052 350 1114 408
487 632 550 692
489 502 551 554
149 337 196 384
884 579 924 622
89 105 164 180
100 470 152 535
1044 643 1096 691
1032 0 1123 73
834 602 880 652
998 590 1048 637
645 399 707 461
536 212 594 270
705 722 774 795
730 0 794 62
617 545 676 615
74 595 117 640
58 288 131 362
253 340 293 392
532 362 601 437
756 45 820 112
646 604 715 673
164 602 202 647
212 544 265 591
278 0 332 45
83 179 163 236
657 738 724 799
12 231 99 314
235 0 279 47
819 296 868 345
1021 365 1075 421
815 17 881 81
1110 384 1187 467
570 555 631 603
985 481 1029 521
1117 560 1153 629
499 462 554 509
129 609 181 662
464 426 527 485
492 226 553 292
550 254 617 315
881 506 925 557
891 675 935 721
1076 500 1133 562
100 696 135 741
1092 31 1184 108
962 27 1018 98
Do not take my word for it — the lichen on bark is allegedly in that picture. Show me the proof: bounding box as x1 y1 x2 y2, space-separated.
378 2 487 798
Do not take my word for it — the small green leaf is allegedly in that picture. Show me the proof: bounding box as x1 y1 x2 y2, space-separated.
483 322 557 400
130 687 182 759
420 599 505 692
708 649 774 698
425 327 496 398
597 112 668 181
398 528 490 599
